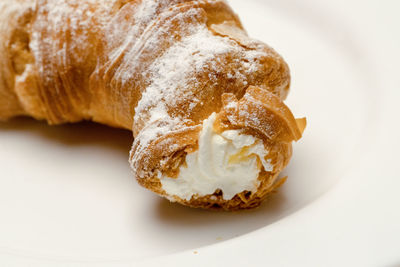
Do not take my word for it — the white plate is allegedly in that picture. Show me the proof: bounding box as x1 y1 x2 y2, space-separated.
1 0 399 266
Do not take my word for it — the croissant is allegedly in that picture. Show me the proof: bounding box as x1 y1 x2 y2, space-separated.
0 0 306 210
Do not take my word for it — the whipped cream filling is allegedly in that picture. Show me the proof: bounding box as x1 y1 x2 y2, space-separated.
160 113 273 201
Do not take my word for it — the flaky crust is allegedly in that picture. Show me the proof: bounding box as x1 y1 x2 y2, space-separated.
0 0 304 210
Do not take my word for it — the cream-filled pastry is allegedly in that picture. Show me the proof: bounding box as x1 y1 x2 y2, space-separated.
0 0 305 210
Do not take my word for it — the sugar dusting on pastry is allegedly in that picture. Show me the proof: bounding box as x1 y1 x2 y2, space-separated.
160 113 272 201
131 21 267 178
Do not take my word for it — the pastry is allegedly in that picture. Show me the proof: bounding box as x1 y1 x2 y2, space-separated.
0 0 306 210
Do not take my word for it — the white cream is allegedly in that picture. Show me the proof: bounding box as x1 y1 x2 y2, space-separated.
160 113 272 201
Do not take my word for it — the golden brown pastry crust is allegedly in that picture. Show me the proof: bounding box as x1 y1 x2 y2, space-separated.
0 0 304 210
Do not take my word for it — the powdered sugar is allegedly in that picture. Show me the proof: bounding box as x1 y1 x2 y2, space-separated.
134 25 233 124
30 0 109 59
